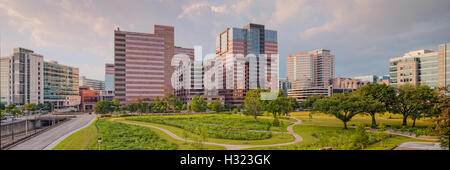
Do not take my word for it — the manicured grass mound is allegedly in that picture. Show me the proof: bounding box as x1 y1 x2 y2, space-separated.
94 120 176 150
53 120 97 150
127 114 277 140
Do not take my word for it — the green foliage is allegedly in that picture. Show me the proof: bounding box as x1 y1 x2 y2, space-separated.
128 114 275 140
94 120 176 150
375 124 391 148
352 125 370 149
301 95 324 110
313 93 363 129
94 100 115 114
244 88 264 120
210 99 223 113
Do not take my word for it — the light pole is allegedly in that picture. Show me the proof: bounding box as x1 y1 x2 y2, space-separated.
97 137 102 150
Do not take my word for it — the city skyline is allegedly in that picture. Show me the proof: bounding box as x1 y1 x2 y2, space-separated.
1 0 450 80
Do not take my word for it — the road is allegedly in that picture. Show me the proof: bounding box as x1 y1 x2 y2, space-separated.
8 113 96 150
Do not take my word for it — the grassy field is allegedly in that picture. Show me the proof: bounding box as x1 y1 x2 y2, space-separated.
89 120 177 150
118 119 295 145
126 114 290 140
292 112 433 129
53 120 98 150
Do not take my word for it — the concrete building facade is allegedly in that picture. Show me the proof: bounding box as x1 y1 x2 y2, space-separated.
105 63 114 91
0 48 44 105
208 23 278 106
287 49 335 89
389 43 450 88
332 77 369 89
113 25 192 104
80 76 105 91
44 60 80 110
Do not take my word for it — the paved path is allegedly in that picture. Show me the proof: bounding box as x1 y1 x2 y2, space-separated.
8 114 96 150
119 118 303 150
394 142 446 150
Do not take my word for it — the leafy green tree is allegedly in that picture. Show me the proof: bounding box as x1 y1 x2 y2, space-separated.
174 98 183 112
353 125 370 150
391 84 418 126
376 124 390 148
0 103 5 110
211 99 223 113
358 84 393 127
266 90 292 126
181 104 187 111
112 98 121 113
313 93 363 129
233 108 238 114
410 86 439 127
163 93 176 112
94 101 114 114
152 97 163 113
198 96 207 112
432 86 449 149
244 88 264 120
301 94 324 110
189 96 198 112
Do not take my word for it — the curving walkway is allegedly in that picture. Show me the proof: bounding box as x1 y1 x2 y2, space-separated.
117 118 303 150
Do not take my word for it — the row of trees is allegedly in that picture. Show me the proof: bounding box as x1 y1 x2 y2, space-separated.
307 84 447 129
243 89 295 126
94 94 227 114
0 102 54 118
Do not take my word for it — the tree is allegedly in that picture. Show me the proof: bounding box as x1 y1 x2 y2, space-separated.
198 96 207 112
152 97 164 113
391 84 418 126
313 93 363 129
94 101 114 114
410 86 439 127
359 96 385 128
353 125 370 150
112 98 121 113
181 104 187 111
190 96 207 112
244 88 264 121
163 93 176 112
358 84 394 127
211 99 223 113
266 90 292 126
432 85 449 149
0 103 5 110
376 124 390 148
301 94 323 110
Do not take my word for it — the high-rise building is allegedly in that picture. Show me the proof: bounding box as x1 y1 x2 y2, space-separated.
208 23 278 106
44 60 80 110
80 76 105 91
105 63 114 91
113 25 192 104
286 49 334 102
389 43 449 88
279 78 291 96
0 48 44 105
287 49 335 89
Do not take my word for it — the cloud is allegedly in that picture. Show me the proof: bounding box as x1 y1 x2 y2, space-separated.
270 0 306 25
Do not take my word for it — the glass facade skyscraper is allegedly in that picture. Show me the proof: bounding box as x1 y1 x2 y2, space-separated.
389 43 449 88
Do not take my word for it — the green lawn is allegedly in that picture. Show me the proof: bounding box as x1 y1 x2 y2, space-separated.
88 120 177 150
292 112 433 129
126 114 291 140
53 120 98 150
118 119 295 146
248 124 428 150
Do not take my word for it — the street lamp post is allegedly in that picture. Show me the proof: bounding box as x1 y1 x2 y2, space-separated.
98 137 102 150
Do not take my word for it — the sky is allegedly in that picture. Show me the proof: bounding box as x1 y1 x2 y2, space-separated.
0 0 450 81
